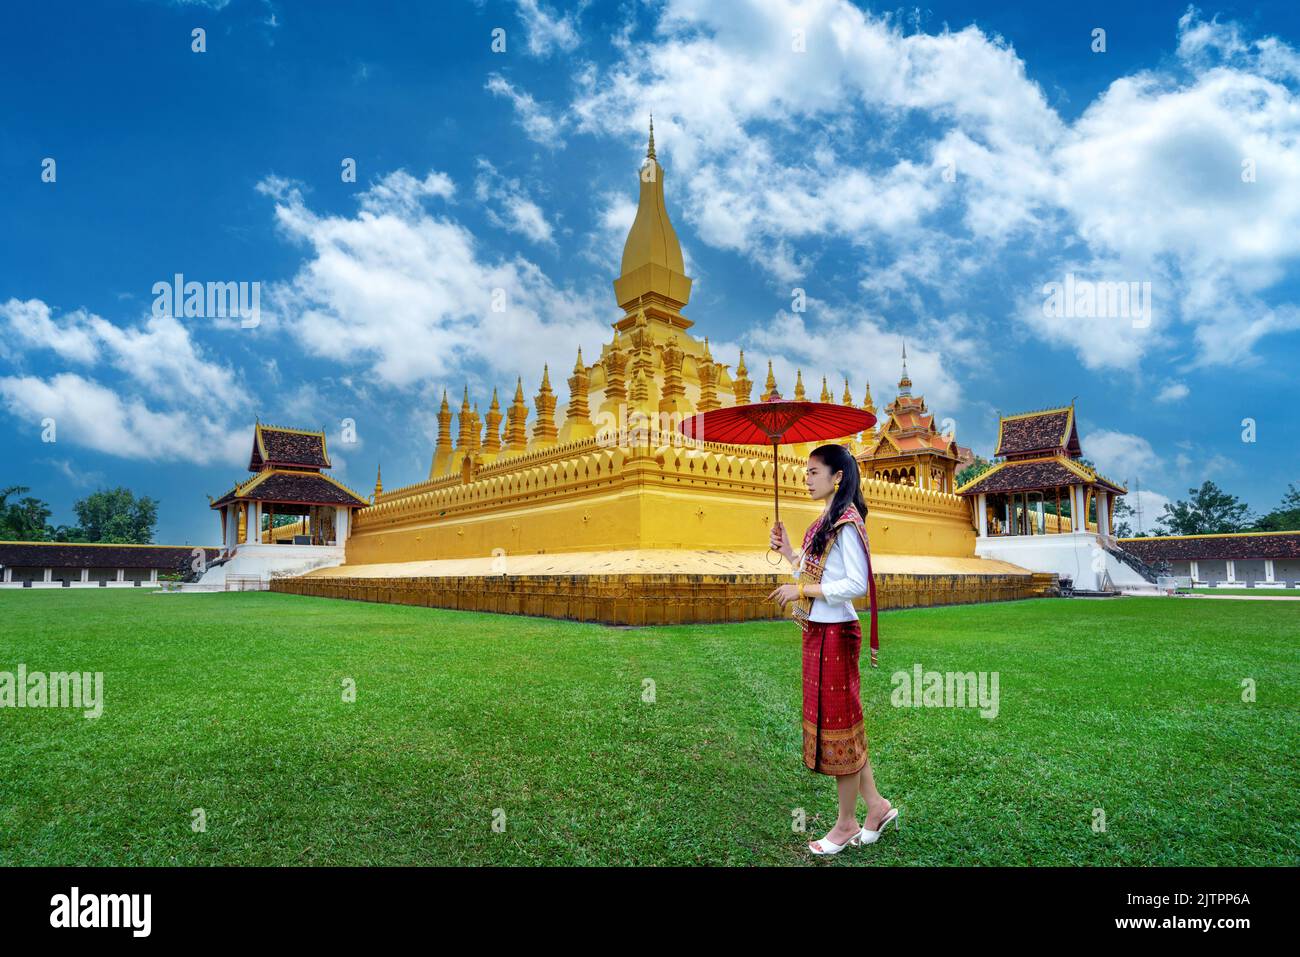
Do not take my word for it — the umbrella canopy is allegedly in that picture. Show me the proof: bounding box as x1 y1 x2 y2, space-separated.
677 393 877 550
678 393 876 446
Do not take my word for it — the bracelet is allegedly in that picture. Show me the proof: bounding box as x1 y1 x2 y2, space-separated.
797 582 806 600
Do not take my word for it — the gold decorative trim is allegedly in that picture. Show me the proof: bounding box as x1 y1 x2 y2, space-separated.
1118 530 1300 542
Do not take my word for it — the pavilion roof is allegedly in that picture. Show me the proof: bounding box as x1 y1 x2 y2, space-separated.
892 433 955 454
865 423 956 458
956 455 1126 496
211 470 369 509
995 406 1081 459
250 424 330 471
886 394 927 414
891 410 934 431
1118 531 1300 562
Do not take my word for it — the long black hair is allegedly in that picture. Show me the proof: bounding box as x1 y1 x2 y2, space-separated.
806 443 868 560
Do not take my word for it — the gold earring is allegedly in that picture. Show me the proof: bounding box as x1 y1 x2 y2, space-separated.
834 482 840 493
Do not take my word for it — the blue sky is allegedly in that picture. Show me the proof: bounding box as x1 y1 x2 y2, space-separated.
2 0 1298 544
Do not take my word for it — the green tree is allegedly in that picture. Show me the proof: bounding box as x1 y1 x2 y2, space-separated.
72 487 159 544
0 486 56 541
1254 483 1300 531
1155 481 1253 535
957 455 994 488
1112 495 1137 537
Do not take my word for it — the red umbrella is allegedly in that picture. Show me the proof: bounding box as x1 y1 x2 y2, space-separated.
679 391 881 667
677 391 878 555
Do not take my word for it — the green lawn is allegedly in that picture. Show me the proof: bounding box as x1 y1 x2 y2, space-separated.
1192 587 1297 597
0 590 1296 866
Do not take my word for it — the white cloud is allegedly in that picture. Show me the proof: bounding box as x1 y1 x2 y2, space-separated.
1176 7 1248 64
0 373 246 466
485 74 567 147
256 170 610 398
1081 429 1160 483
1 297 245 406
582 192 636 270
1156 381 1190 403
741 302 963 415
474 159 555 244
514 0 582 58
1126 488 1172 533
558 0 1300 372
1 299 99 364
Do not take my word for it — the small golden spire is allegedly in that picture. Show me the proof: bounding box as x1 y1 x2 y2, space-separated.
736 348 748 375
513 376 525 402
820 376 831 403
573 346 585 374
373 463 383 498
794 369 806 401
540 363 552 391
647 113 656 160
842 378 853 404
489 386 500 410
439 388 449 412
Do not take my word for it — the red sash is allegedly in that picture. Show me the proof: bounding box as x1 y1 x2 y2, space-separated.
793 504 879 668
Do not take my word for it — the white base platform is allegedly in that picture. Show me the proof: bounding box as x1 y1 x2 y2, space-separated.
974 531 1151 592
196 543 346 589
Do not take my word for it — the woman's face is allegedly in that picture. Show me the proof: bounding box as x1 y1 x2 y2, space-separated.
805 456 842 502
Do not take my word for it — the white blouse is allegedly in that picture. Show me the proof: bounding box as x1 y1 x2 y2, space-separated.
791 524 870 622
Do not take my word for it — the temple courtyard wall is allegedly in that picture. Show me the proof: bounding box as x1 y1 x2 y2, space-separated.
272 550 1049 624
274 438 1046 623
343 435 981 564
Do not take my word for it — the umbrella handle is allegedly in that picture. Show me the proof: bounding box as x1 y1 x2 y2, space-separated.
772 438 780 525
767 437 784 565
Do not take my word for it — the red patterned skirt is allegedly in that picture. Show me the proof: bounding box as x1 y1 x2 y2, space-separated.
801 618 867 775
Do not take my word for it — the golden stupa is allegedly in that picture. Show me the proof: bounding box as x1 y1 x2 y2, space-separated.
277 121 1042 622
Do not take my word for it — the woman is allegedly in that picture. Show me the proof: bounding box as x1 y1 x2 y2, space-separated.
767 443 899 855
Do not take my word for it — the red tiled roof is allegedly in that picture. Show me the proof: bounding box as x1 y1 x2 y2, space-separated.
892 411 934 430
250 425 330 470
0 542 219 570
212 471 368 508
1119 532 1300 561
957 456 1125 496
892 433 954 453
995 408 1081 459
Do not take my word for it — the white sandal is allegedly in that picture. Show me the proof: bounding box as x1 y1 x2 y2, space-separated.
808 827 861 855
856 807 899 845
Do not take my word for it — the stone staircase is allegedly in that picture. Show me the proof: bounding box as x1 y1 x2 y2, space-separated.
1103 542 1168 584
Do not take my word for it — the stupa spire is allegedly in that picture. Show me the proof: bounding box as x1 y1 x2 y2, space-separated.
614 116 692 321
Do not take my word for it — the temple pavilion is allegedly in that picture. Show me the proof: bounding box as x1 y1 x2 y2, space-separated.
274 121 1047 622
857 343 968 493
955 406 1135 592
210 424 368 549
